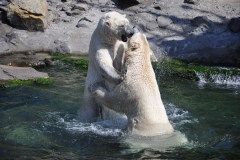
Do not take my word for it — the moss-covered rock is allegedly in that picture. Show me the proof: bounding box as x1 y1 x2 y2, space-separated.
50 53 89 69
0 77 52 88
153 58 240 81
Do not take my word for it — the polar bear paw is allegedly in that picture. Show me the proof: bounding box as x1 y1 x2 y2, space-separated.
88 81 107 98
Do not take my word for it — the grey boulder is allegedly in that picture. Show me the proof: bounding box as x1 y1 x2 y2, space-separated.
0 65 49 80
157 16 173 28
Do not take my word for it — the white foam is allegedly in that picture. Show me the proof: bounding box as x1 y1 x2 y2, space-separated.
195 72 240 85
43 103 197 147
165 103 198 127
43 112 127 137
66 122 125 136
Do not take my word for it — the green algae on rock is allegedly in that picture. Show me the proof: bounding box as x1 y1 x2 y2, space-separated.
0 77 52 88
153 58 240 81
50 53 89 69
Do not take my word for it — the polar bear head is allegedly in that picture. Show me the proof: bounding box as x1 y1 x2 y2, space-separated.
98 11 134 43
127 32 151 59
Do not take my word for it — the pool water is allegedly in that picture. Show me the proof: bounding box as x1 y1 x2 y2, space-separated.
0 61 240 159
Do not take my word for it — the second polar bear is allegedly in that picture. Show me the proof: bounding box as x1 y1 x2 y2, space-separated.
78 11 134 121
88 32 174 136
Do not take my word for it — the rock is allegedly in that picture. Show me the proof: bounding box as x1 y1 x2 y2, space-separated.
76 17 92 28
25 51 36 55
62 16 72 22
47 0 58 8
190 25 209 35
73 3 89 11
66 10 82 16
131 0 148 4
0 38 9 52
157 16 173 28
0 6 9 24
115 0 141 9
0 66 14 80
146 22 158 31
139 4 146 9
31 60 47 67
191 16 211 28
61 5 71 12
0 65 48 81
61 0 71 2
52 40 70 54
44 58 53 66
157 33 240 67
184 0 199 5
7 0 48 32
105 0 116 7
6 32 18 45
153 5 161 10
135 12 158 30
79 16 93 23
56 4 64 10
138 12 156 22
53 18 61 24
229 17 240 33
189 16 212 35
101 7 111 12
0 0 9 6
80 0 92 4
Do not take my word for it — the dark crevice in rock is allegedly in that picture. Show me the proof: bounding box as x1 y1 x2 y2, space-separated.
18 7 44 17
0 7 10 25
113 0 140 9
2 69 16 79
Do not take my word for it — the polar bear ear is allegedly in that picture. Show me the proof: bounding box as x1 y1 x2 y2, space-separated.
105 19 111 27
123 14 126 17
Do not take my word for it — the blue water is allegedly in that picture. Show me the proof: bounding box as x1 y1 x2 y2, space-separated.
0 60 240 159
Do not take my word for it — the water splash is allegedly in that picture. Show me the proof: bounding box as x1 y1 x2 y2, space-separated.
165 103 199 128
43 112 127 137
195 72 240 85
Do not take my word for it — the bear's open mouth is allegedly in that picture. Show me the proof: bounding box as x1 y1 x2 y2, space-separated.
121 34 128 42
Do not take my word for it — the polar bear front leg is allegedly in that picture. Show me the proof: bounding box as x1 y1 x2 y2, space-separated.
94 50 123 85
78 93 101 122
88 82 123 114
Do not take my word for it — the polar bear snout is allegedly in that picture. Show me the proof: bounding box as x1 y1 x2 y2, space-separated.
121 25 135 42
125 25 135 37
133 26 140 33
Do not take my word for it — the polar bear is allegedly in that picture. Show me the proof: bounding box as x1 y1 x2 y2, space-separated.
88 32 174 136
78 11 134 121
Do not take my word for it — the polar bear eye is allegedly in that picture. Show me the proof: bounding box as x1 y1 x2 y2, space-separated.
119 25 125 28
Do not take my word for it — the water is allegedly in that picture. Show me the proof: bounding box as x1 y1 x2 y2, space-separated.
195 71 240 85
0 61 240 159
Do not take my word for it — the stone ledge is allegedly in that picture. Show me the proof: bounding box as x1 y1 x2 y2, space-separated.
0 64 49 81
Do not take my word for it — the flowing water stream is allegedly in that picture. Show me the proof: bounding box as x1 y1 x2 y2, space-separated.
0 58 240 159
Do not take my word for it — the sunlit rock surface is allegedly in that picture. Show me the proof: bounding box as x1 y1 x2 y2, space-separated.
7 0 48 31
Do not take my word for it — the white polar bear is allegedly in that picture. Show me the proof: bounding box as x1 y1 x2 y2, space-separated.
88 32 174 136
78 11 134 121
